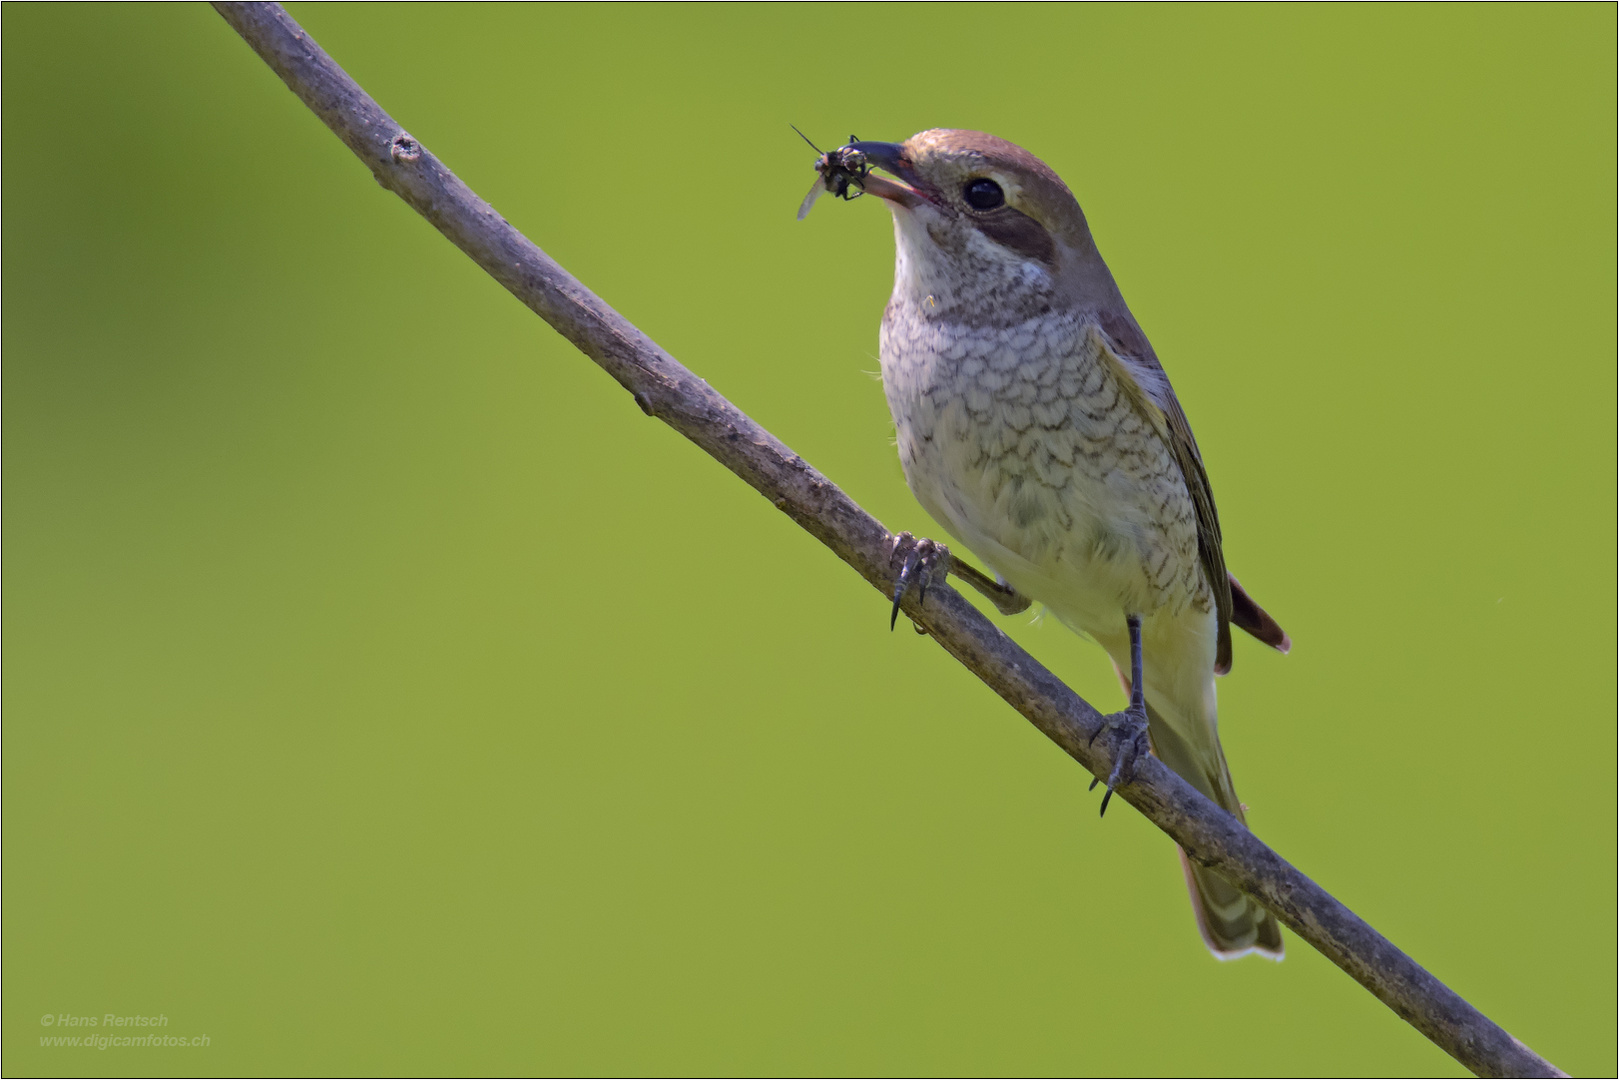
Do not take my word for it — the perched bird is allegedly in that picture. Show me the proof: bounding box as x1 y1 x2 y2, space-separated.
808 129 1290 959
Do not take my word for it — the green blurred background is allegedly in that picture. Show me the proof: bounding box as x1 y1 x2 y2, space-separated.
4 4 1614 1075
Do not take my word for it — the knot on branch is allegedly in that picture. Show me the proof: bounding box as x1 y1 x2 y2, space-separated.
389 133 422 163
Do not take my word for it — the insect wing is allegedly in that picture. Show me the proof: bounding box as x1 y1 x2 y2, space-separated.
796 175 826 221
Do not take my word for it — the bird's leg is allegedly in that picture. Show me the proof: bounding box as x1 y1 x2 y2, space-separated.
947 555 1032 616
888 531 950 630
1087 613 1151 817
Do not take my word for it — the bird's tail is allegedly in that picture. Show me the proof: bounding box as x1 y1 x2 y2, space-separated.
1143 702 1284 960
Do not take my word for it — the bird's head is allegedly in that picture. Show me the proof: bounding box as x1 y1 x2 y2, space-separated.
847 129 1120 319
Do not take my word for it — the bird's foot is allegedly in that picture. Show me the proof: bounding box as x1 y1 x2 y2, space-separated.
888 532 949 630
1087 698 1149 818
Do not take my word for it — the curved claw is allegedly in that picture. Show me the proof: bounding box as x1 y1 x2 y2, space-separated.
890 549 920 631
887 532 949 631
1088 703 1149 817
1099 727 1148 816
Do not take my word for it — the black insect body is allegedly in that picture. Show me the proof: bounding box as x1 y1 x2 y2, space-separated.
793 129 871 221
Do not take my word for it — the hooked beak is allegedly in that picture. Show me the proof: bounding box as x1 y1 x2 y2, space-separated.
847 141 930 209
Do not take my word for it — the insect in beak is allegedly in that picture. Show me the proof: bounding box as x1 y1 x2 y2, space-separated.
792 126 871 221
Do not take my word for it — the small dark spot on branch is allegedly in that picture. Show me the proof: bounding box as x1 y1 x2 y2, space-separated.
389 133 422 163
632 391 655 416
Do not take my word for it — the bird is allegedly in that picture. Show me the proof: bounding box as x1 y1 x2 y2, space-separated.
805 129 1290 959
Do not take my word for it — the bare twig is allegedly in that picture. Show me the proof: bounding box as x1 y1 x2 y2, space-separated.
209 5 1563 1076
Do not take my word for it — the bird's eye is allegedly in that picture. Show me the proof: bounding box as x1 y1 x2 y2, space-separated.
963 178 1004 210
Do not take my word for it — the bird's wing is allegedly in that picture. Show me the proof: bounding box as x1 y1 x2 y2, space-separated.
1229 573 1291 653
1092 310 1236 673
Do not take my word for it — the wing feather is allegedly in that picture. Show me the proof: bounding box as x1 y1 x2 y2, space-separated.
1229 573 1291 653
1093 310 1235 673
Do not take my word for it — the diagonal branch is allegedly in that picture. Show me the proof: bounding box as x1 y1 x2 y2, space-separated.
209 5 1562 1077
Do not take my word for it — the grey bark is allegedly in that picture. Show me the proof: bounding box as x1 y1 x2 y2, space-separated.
209 4 1564 1077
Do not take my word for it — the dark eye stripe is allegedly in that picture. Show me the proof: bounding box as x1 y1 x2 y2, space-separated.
973 208 1056 267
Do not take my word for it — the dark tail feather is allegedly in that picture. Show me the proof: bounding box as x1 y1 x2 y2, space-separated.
1228 572 1291 654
